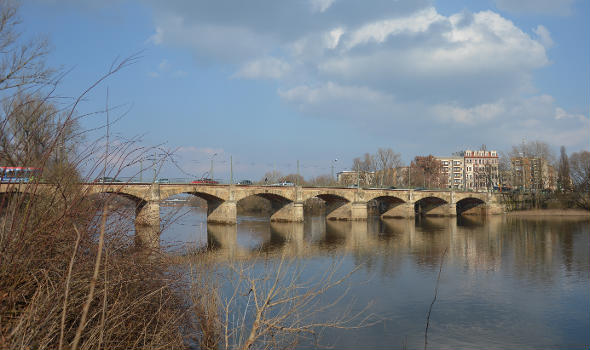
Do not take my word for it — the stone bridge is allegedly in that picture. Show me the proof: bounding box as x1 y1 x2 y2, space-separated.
0 183 504 248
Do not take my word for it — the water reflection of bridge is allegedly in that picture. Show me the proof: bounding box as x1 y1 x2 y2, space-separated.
202 216 504 262
199 216 588 280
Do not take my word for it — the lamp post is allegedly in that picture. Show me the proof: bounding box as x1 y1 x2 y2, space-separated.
209 153 218 180
356 163 360 189
146 152 167 183
331 158 338 184
408 163 411 188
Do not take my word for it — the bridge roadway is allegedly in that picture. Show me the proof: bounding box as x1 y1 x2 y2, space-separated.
0 183 504 248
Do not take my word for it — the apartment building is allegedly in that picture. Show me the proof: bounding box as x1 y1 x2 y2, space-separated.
464 149 499 191
436 156 465 189
510 157 556 191
336 170 375 187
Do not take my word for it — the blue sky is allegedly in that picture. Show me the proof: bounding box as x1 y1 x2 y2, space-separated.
20 0 590 181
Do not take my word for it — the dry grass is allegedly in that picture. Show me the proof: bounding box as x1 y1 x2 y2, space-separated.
0 178 189 350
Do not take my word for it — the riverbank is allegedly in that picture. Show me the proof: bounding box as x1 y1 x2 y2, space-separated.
506 208 589 216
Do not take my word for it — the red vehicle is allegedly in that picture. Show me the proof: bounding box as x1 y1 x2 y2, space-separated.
191 178 219 184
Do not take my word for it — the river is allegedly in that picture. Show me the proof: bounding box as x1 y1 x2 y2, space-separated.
159 204 590 349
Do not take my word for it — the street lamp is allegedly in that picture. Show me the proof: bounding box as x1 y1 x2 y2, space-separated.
208 153 218 180
331 158 338 183
145 152 167 183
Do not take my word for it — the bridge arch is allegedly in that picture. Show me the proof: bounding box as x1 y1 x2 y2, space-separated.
310 193 350 219
456 197 487 216
370 195 407 218
414 196 449 216
237 192 296 222
86 190 145 206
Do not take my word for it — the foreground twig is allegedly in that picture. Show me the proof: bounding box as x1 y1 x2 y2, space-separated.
424 247 448 350
71 206 108 350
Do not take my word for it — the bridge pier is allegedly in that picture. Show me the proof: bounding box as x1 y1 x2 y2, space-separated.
485 203 505 215
135 201 160 249
351 202 368 220
270 202 304 222
325 202 368 221
207 200 237 224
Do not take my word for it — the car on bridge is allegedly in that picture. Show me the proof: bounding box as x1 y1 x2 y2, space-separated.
269 181 295 187
191 178 219 184
93 177 122 183
155 178 170 184
237 180 252 185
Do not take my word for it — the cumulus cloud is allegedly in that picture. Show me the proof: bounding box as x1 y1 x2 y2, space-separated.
278 82 399 119
495 0 574 16
234 57 291 79
143 1 588 151
309 0 337 13
533 25 553 48
148 13 277 63
148 58 187 78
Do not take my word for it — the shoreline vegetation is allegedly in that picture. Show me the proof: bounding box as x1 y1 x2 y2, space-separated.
505 208 589 216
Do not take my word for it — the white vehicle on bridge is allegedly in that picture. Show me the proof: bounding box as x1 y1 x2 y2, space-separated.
270 181 295 187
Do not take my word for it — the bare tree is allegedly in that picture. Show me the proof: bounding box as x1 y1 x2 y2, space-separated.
412 155 445 189
0 92 81 180
307 174 335 187
569 150 590 209
509 139 556 164
352 153 375 173
557 146 571 192
0 0 52 95
375 148 401 187
280 173 304 185
352 148 402 187
497 151 511 187
260 170 282 184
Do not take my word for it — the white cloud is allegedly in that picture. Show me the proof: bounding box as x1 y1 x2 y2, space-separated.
148 58 187 78
158 59 171 72
149 13 276 63
343 7 444 50
279 81 397 117
309 0 336 13
432 96 590 149
142 1 587 151
533 25 553 48
555 107 587 123
495 0 574 16
234 57 291 80
433 102 505 125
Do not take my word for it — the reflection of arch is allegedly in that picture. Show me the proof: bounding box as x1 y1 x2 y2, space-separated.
322 220 349 247
414 196 448 216
456 197 486 216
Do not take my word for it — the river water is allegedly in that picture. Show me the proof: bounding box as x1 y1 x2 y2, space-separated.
159 205 590 349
